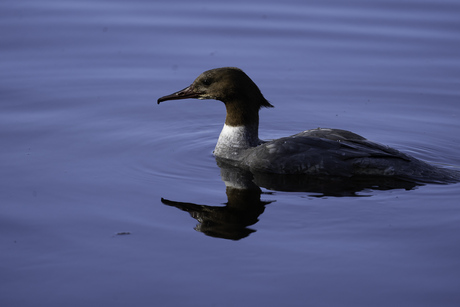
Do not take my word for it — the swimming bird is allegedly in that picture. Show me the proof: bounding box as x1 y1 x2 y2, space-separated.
157 67 459 183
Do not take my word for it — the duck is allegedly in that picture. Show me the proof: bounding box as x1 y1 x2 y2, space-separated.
157 67 460 183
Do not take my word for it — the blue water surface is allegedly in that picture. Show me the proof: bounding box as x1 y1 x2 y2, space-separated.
1 0 460 306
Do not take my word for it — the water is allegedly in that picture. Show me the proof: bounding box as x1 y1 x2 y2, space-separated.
1 0 460 306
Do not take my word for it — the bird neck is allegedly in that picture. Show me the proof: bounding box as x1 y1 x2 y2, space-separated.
214 123 260 159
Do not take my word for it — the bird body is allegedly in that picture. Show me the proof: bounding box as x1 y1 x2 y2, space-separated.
158 67 459 183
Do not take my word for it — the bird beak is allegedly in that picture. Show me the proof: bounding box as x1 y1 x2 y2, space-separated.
157 85 200 104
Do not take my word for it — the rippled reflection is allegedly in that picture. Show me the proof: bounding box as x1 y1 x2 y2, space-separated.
162 158 422 240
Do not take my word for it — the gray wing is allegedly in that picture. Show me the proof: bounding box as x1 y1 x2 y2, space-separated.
244 128 412 176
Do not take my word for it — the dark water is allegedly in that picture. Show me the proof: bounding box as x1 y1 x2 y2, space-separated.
1 0 460 306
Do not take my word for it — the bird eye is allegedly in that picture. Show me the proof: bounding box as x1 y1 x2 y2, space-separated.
202 78 211 86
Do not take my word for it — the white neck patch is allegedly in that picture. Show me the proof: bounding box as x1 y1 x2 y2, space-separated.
214 124 260 158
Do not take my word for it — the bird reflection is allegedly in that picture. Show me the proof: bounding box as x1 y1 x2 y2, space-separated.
161 159 421 240
161 166 272 240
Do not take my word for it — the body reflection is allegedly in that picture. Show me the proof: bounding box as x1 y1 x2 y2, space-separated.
161 160 421 240
218 158 419 197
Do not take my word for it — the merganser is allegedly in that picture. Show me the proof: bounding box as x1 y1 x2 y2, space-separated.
157 67 460 183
